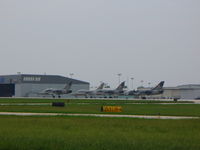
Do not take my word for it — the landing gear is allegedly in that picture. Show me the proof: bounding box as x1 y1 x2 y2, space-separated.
52 95 55 98
58 95 61 98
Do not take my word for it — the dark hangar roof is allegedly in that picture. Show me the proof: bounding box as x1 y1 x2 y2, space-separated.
0 74 89 84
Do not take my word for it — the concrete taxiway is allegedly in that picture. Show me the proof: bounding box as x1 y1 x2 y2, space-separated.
0 112 199 120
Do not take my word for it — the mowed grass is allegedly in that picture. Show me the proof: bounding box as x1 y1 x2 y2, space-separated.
1 104 200 116
0 116 200 150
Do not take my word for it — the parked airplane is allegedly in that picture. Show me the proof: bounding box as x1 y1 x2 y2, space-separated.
97 81 126 98
127 81 165 97
73 82 105 98
39 82 72 98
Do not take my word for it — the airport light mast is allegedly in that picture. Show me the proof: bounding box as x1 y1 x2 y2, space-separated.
117 73 122 84
148 82 151 88
140 80 144 87
131 77 134 89
69 73 74 78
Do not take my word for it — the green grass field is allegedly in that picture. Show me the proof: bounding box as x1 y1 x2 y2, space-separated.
0 98 199 150
0 116 200 150
0 104 200 116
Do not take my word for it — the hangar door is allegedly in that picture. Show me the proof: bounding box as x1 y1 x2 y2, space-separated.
0 84 15 97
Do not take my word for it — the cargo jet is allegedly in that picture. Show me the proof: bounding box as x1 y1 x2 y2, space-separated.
127 81 164 97
97 81 126 98
39 82 72 98
73 82 105 98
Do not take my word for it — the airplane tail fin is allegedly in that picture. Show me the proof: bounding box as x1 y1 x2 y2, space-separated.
116 81 125 90
96 82 104 90
64 81 72 91
152 81 164 90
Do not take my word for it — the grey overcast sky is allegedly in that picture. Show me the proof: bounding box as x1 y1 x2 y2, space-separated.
0 0 200 89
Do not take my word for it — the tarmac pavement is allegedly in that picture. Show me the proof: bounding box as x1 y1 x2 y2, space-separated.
0 112 199 120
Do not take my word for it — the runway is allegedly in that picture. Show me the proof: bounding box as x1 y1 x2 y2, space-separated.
0 112 199 120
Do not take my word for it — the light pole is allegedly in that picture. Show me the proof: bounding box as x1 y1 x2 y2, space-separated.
140 80 144 87
69 73 74 78
131 77 134 89
117 73 122 84
148 82 151 88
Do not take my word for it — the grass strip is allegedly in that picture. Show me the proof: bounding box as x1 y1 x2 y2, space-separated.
0 116 199 150
0 104 200 116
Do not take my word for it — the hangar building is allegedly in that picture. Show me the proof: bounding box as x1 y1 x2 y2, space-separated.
140 84 200 100
161 84 200 99
0 74 89 97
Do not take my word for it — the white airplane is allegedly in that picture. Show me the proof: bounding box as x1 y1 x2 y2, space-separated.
97 81 126 98
39 82 72 98
127 81 165 97
73 82 105 98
